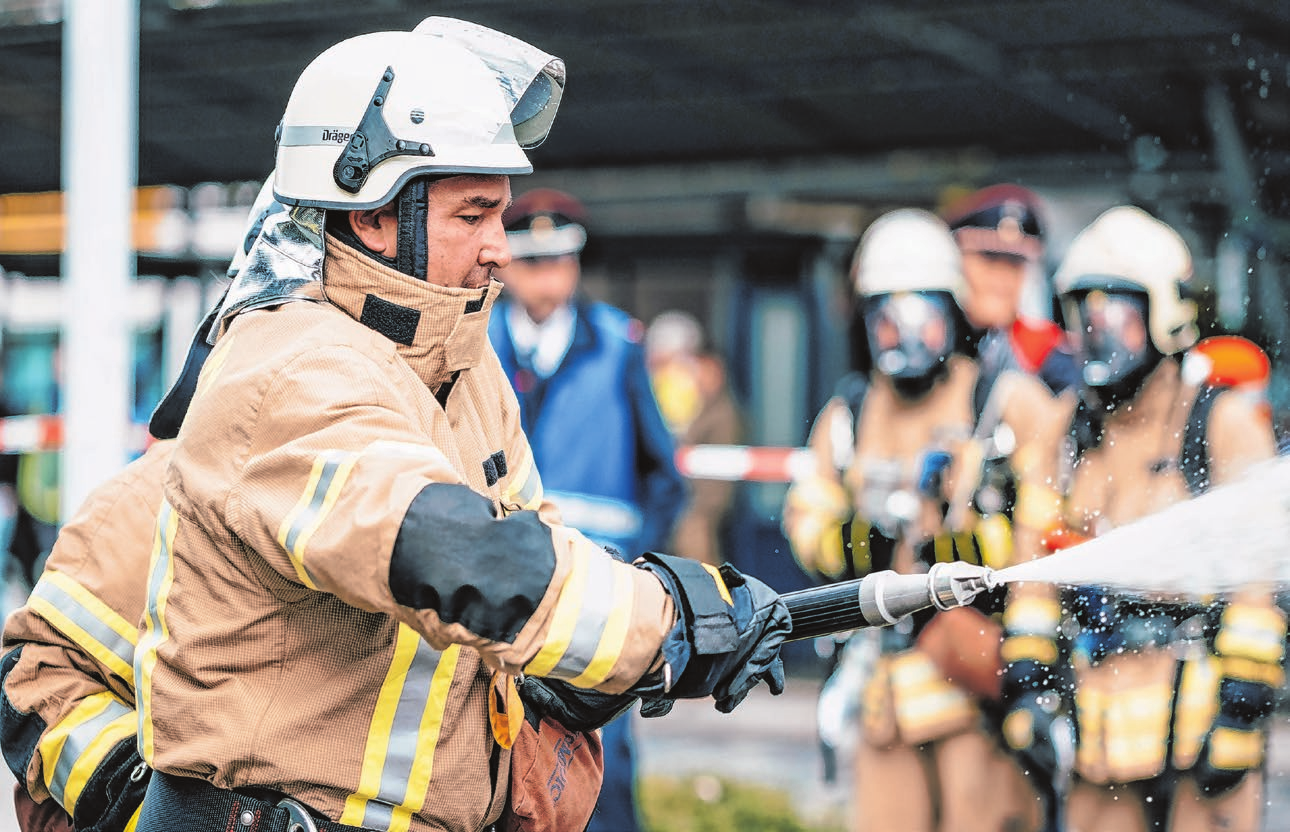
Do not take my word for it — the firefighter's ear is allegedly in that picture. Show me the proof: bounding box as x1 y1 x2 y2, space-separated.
347 206 398 257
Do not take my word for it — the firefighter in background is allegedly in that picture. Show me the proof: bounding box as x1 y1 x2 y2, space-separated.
1020 206 1285 832
941 184 1082 830
783 209 1063 832
488 188 687 832
645 309 743 567
122 24 789 832
941 183 1079 404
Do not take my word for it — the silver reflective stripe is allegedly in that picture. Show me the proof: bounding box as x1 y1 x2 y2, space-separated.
47 698 132 806
548 550 617 681
29 577 135 676
361 639 445 830
278 125 356 147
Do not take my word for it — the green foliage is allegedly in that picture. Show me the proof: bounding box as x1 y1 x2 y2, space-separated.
639 775 846 832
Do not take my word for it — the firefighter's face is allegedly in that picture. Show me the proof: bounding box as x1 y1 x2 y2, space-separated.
422 175 513 290
496 254 580 323
961 251 1027 329
346 175 513 289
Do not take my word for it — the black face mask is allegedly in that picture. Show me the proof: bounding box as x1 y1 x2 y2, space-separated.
1066 289 1163 411
863 291 956 400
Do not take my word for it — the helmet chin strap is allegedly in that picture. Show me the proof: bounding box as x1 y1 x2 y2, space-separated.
326 177 434 280
395 177 430 280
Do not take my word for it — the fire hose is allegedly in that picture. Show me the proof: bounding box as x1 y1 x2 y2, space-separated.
780 561 995 641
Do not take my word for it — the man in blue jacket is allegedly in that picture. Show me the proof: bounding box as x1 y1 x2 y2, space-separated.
489 187 688 832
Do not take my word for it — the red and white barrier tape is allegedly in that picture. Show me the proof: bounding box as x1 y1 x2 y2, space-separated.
674 443 814 483
0 415 153 454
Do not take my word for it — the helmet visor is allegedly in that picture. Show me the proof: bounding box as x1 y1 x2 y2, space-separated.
864 292 956 379
414 17 565 149
1067 290 1153 387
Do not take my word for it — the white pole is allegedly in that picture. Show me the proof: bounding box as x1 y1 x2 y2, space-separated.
61 0 138 520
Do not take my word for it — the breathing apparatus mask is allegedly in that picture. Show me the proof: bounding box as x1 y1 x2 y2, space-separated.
1064 285 1162 410
863 290 957 399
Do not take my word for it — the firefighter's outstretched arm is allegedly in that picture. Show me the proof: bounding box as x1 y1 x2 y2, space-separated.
223 345 789 706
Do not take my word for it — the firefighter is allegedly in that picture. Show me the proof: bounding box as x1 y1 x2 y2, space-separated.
782 209 1064 832
0 178 283 832
942 184 1079 405
942 184 1082 830
0 440 174 832
1026 206 1285 831
488 189 688 832
127 22 789 832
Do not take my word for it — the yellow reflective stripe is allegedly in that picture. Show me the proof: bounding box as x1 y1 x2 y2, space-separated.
1003 596 1062 635
1209 725 1265 770
1216 604 1287 664
136 501 178 765
501 450 543 512
568 564 635 688
28 571 137 684
699 563 733 606
933 533 954 564
388 646 461 832
39 691 134 812
193 333 234 400
1014 482 1061 530
276 450 360 589
524 544 591 678
1000 635 1058 665
340 624 421 826
953 532 982 565
1221 656 1286 688
974 514 1013 569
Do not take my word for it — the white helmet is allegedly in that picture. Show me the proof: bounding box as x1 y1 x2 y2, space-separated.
850 208 965 302
273 28 563 209
1054 206 1197 355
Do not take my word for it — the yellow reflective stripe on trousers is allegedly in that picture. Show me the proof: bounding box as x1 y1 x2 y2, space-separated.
39 691 135 813
28 570 138 684
340 626 459 832
135 500 179 765
124 802 142 832
276 450 359 589
524 545 634 684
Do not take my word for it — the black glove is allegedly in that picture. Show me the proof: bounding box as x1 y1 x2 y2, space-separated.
516 676 637 732
72 736 150 832
633 553 791 713
1192 677 1276 796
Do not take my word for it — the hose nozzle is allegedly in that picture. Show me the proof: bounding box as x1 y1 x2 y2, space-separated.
780 562 997 642
928 561 995 610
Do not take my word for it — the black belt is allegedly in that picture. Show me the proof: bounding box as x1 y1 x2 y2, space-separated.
139 771 379 832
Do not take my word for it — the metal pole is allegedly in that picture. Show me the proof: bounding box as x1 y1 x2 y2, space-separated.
61 0 138 520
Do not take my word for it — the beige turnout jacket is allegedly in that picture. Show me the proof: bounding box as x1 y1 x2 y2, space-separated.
141 237 674 832
3 440 174 815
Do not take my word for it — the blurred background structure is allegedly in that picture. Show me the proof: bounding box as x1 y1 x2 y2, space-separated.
1 1 1290 825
